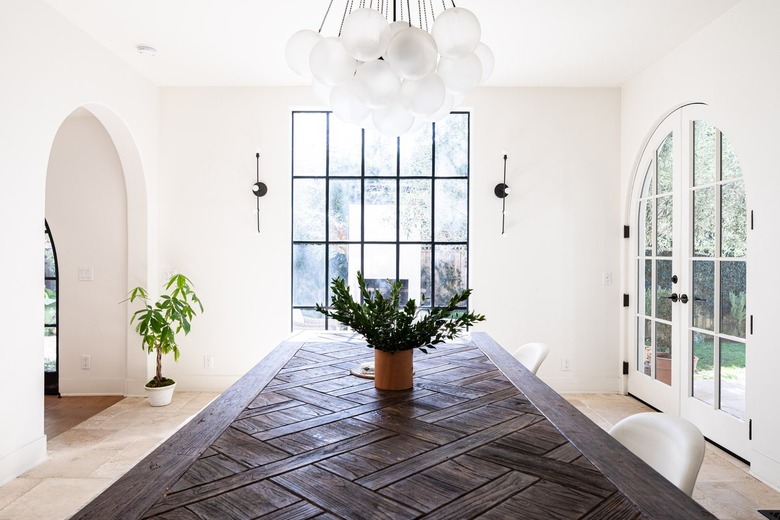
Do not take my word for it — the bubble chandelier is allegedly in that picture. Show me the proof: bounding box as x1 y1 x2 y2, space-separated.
285 1 494 136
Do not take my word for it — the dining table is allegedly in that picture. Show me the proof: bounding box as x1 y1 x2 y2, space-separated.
72 331 716 519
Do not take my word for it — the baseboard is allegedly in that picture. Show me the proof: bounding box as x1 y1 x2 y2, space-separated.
58 378 126 395
0 435 47 487
751 450 780 493
541 376 621 394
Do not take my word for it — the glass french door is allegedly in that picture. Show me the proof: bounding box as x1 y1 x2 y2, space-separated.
629 107 749 459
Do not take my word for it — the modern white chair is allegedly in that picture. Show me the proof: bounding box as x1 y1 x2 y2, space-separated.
511 342 550 375
609 412 706 496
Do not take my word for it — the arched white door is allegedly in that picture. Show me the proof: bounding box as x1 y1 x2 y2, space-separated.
628 105 750 459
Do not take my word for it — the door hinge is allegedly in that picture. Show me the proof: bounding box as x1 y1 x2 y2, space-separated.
750 315 754 335
622 361 629 375
749 419 753 440
623 225 630 238
623 294 630 307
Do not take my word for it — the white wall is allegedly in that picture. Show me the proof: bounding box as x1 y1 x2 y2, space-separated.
0 1 158 485
157 86 622 393
46 112 128 395
620 0 780 490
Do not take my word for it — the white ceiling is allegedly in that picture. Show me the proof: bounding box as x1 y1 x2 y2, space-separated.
44 0 741 87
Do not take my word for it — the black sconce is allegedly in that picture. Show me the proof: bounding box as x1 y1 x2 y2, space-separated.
494 153 510 234
252 152 268 232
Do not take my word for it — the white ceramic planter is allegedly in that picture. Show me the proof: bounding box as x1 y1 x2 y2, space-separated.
145 382 176 406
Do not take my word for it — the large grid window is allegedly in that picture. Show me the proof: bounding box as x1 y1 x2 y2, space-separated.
292 112 471 330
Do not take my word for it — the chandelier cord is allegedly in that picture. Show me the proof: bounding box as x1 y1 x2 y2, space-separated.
338 0 353 37
318 0 335 32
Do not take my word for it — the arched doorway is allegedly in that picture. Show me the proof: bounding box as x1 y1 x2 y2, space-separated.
44 220 59 396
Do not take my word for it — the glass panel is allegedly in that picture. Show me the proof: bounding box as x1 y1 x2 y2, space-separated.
641 162 655 197
420 245 433 308
693 121 717 185
329 179 362 241
363 244 398 299
720 261 746 338
434 179 468 242
399 179 432 241
292 308 326 331
293 178 326 241
364 179 397 241
327 244 353 303
44 327 57 372
656 195 673 257
400 244 430 306
639 199 652 257
292 244 326 306
435 113 469 177
293 113 326 177
637 259 652 316
692 331 714 406
692 260 715 331
721 133 742 180
329 116 362 176
365 130 397 177
44 234 55 277
656 133 673 194
434 244 467 306
720 339 746 419
721 180 746 258
639 317 652 376
44 279 57 325
655 260 673 321
693 186 715 257
655 322 672 386
400 124 432 177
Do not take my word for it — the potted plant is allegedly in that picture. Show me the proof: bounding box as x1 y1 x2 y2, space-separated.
315 271 484 390
126 274 203 406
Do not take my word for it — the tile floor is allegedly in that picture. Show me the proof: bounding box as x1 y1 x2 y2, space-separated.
1 392 779 519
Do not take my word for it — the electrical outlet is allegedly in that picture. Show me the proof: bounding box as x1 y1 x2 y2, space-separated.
561 357 571 371
204 355 214 369
81 355 91 370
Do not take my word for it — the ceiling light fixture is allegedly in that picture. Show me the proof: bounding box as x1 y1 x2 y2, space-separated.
136 45 157 56
285 1 493 137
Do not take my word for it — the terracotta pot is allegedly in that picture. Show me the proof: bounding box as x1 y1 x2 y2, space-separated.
374 349 413 390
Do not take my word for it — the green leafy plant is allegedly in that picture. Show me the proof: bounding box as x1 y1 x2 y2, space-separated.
125 274 203 388
315 271 485 353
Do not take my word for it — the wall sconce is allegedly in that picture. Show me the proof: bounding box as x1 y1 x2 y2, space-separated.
494 153 510 234
252 152 268 233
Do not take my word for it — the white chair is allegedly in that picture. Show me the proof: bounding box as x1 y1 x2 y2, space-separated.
609 412 706 496
511 342 549 375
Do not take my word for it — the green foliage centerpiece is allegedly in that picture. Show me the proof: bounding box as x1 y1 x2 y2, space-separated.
316 271 484 390
126 274 203 404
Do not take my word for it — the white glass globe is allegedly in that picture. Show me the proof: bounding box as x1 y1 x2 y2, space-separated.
431 7 481 59
309 37 356 86
330 81 371 124
437 53 482 94
385 27 438 80
341 8 389 61
353 60 401 109
379 21 408 59
421 92 455 123
311 78 333 105
399 73 446 117
474 42 495 82
285 30 323 77
373 100 415 136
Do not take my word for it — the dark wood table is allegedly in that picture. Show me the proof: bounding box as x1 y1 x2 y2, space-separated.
74 332 715 519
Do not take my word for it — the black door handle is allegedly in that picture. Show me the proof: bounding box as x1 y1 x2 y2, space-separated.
680 294 689 304
665 293 679 302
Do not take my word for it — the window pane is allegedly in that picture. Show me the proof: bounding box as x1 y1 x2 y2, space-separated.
293 308 326 331
293 244 326 306
637 259 651 316
642 162 655 197
363 244 397 288
656 195 672 257
435 179 468 242
655 321 672 386
329 117 362 176
639 317 651 376
693 121 717 185
721 133 742 181
365 130 396 177
721 180 746 258
400 179 432 241
44 279 57 325
693 186 715 257
293 113 326 177
655 260 672 321
400 124 432 177
656 133 673 194
44 327 56 372
293 179 326 241
328 244 354 303
692 260 714 331
400 244 431 306
44 234 55 277
720 261 746 339
639 199 652 256
364 179 397 241
434 245 467 306
329 179 361 241
692 331 714 406
435 114 468 177
721 339 746 419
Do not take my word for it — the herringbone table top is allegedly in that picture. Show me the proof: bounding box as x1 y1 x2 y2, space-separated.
74 332 715 519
